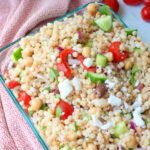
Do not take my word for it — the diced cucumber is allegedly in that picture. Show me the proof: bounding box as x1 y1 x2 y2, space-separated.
11 47 23 63
56 106 62 118
50 68 59 81
95 16 112 32
134 47 141 55
114 121 129 138
99 5 112 16
86 72 107 83
60 145 71 150
125 28 137 36
131 64 138 74
96 54 107 67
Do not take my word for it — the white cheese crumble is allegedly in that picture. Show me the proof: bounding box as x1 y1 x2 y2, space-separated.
83 58 93 68
132 94 142 109
108 95 122 106
105 79 116 89
58 79 73 99
132 107 145 128
121 87 127 92
72 77 81 91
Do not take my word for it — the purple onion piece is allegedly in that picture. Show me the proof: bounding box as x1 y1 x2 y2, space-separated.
95 84 108 98
130 121 136 131
136 83 145 91
57 46 64 51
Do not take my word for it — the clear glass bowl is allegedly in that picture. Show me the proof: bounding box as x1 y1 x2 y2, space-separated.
0 2 128 149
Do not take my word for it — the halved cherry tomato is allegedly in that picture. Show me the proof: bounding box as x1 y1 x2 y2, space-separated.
141 6 150 21
18 91 31 107
55 100 74 120
109 41 129 62
6 80 20 89
57 49 96 79
144 0 150 6
103 0 120 13
123 0 142 5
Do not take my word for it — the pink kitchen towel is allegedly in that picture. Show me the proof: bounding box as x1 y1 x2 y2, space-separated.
0 0 94 150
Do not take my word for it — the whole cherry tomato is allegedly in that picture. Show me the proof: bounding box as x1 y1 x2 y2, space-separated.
123 0 142 5
102 0 119 13
109 41 129 63
143 0 150 6
55 100 74 120
18 91 31 107
6 80 20 89
141 6 150 21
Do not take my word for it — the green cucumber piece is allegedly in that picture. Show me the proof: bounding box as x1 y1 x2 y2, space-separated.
99 5 111 16
86 72 107 83
96 54 107 67
60 145 71 150
56 106 62 118
11 47 23 63
114 121 128 138
134 47 141 55
125 28 137 36
50 68 59 81
95 16 112 32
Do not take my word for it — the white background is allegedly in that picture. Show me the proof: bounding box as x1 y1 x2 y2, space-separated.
118 0 150 45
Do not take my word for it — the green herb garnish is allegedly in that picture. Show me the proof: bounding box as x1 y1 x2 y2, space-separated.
56 106 62 118
42 86 51 92
74 121 78 132
29 110 35 117
55 94 60 99
50 68 59 81
40 103 49 111
130 64 138 86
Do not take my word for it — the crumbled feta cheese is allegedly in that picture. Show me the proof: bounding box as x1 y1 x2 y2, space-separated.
121 87 127 92
72 44 82 52
105 66 112 75
133 107 145 128
132 94 142 109
135 80 139 87
108 95 122 106
50 54 57 62
105 79 116 89
124 102 129 109
83 58 93 68
58 79 73 99
101 121 115 130
72 77 81 91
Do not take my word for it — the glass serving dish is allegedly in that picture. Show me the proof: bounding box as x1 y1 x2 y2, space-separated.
0 2 129 150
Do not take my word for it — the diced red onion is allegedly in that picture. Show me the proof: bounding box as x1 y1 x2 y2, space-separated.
130 121 136 131
136 83 145 91
57 47 64 51
77 31 84 40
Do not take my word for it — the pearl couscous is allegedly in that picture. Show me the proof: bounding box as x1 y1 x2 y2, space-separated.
5 3 150 150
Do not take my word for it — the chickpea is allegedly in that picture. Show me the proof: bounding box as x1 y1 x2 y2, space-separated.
125 135 138 148
87 3 97 15
30 98 42 111
22 48 34 58
62 38 71 48
23 57 33 67
66 130 78 141
104 52 113 62
85 143 97 150
89 107 97 115
124 59 134 70
82 47 91 57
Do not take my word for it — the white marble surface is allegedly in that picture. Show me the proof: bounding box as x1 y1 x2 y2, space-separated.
118 0 150 45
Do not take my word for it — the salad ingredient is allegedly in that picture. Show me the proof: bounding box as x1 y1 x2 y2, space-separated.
141 6 150 22
95 15 112 32
109 41 129 62
6 80 20 89
50 68 59 81
95 84 108 98
99 5 112 15
104 52 113 62
130 64 138 86
30 98 42 111
123 0 142 5
55 100 74 120
125 28 137 36
58 79 73 99
18 91 31 107
124 59 134 70
103 0 119 13
82 47 91 57
83 58 93 68
74 122 78 132
86 72 107 83
114 121 129 138
72 77 81 91
108 95 122 106
96 54 108 67
134 47 141 55
87 3 97 15
144 0 150 6
11 47 23 63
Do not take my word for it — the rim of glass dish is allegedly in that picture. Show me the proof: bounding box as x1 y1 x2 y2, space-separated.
0 2 128 150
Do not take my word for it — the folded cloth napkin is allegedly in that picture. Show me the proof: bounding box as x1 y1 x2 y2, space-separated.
0 0 94 149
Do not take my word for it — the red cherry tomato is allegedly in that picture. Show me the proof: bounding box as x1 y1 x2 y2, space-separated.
123 0 142 5
103 0 119 13
109 41 129 63
55 100 74 120
144 0 150 6
6 80 20 89
18 91 31 107
141 6 150 21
